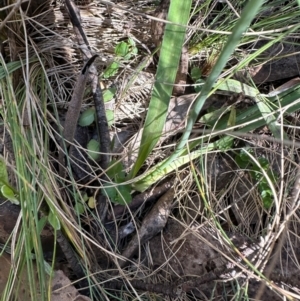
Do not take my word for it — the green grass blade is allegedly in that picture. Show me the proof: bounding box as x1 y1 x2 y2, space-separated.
0 58 37 79
170 0 264 157
255 95 288 140
214 78 259 97
133 77 300 192
131 0 264 187
129 0 192 178
133 136 233 192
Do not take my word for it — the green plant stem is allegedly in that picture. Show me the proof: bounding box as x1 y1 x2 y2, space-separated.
129 0 192 178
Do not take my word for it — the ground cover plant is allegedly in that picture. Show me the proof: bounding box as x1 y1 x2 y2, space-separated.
1 0 300 300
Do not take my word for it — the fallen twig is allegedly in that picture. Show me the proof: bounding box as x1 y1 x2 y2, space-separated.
107 180 174 221
59 55 98 177
64 0 111 170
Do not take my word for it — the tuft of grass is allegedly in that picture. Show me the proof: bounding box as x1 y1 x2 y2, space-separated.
129 0 192 178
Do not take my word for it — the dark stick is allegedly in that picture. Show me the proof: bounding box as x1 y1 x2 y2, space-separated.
64 0 90 49
64 0 111 170
64 0 111 222
59 55 98 177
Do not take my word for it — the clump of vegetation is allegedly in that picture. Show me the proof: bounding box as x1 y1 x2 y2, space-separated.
0 0 300 301
235 148 278 209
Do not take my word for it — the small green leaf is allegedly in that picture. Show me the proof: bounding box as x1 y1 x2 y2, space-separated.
115 185 132 205
217 137 234 151
48 210 61 230
102 184 117 200
191 67 202 81
240 149 252 162
102 183 132 205
260 188 272 197
74 202 85 215
78 107 95 126
88 196 96 209
115 41 129 57
262 195 273 209
103 88 117 102
82 192 89 202
1 185 19 204
131 47 138 55
107 159 125 180
258 157 269 169
103 61 119 79
250 170 260 181
106 109 114 127
87 139 100 161
227 106 236 127
37 217 47 235
194 78 205 93
128 38 135 47
235 155 248 169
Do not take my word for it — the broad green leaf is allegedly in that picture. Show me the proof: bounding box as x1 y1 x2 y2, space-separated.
78 107 95 127
134 71 300 191
131 47 138 56
82 192 89 202
1 185 19 204
48 210 61 230
74 202 85 215
258 157 269 169
115 184 132 205
194 79 205 93
214 78 259 98
191 67 202 81
103 88 116 102
218 137 234 151
235 155 248 169
128 38 138 55
107 159 125 180
128 38 135 47
262 196 273 209
87 139 100 161
103 61 119 79
198 106 226 124
102 183 132 205
129 0 192 178
115 41 129 57
102 184 117 200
